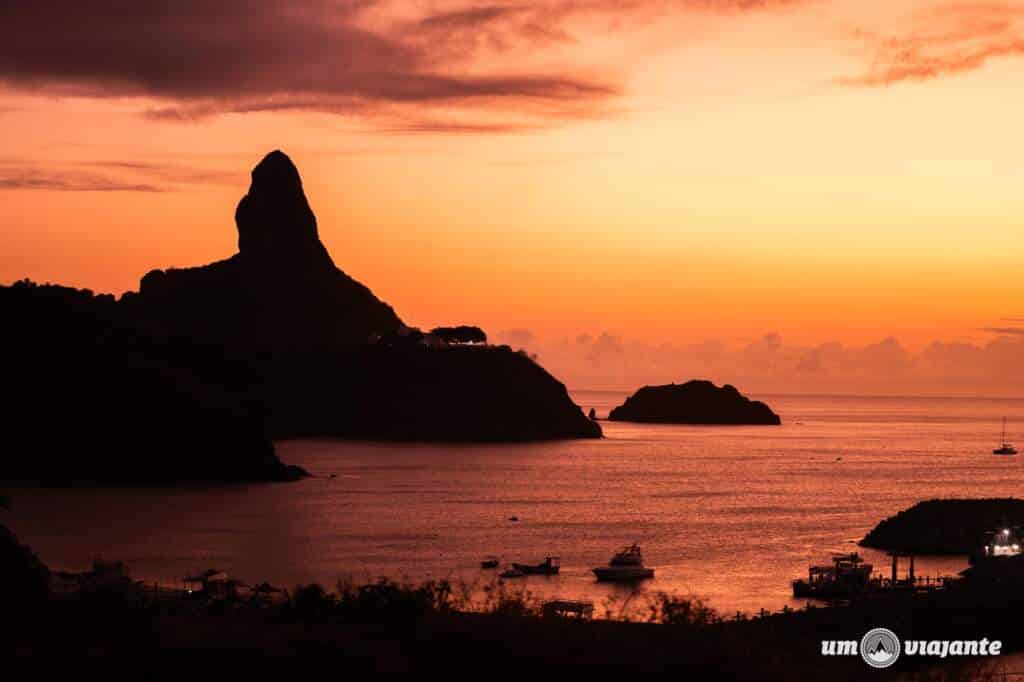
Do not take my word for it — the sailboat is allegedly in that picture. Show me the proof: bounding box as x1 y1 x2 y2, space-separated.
994 417 1017 456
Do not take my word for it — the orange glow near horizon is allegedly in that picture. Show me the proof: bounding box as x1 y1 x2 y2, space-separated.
3 0 1024 393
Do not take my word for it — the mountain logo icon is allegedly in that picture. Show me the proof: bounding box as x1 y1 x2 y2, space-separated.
860 628 901 668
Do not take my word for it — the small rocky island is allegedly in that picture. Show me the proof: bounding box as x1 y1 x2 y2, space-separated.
608 380 781 425
861 498 1024 555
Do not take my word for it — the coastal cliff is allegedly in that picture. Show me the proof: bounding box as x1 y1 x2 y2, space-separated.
132 150 599 442
0 151 598 486
0 280 306 484
608 380 781 425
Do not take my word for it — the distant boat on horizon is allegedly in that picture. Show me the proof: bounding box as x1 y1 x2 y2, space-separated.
993 417 1017 456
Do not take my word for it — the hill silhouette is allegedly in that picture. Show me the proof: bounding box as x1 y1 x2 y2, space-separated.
0 151 599 485
608 380 781 425
861 498 1024 555
135 150 402 348
1 280 305 484
132 150 599 442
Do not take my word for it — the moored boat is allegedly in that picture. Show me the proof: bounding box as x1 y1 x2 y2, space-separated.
993 417 1017 455
792 553 873 599
592 544 655 582
512 556 560 575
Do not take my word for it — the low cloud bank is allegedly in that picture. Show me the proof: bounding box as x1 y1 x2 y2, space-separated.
494 329 1024 396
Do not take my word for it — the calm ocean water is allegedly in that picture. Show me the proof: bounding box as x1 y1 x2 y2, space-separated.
6 392 1024 615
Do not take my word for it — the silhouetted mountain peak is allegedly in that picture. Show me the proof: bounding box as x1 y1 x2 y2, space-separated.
136 150 403 345
235 149 329 264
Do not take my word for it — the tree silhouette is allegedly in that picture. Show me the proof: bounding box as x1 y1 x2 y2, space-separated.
430 325 487 344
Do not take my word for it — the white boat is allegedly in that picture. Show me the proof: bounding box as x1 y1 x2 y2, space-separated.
592 544 655 582
994 417 1017 455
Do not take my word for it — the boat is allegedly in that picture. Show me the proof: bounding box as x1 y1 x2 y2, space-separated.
512 556 560 575
499 567 525 579
792 553 873 599
592 544 655 582
993 417 1017 455
480 556 500 569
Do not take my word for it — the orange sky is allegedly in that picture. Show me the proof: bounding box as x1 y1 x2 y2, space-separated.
2 0 1023 388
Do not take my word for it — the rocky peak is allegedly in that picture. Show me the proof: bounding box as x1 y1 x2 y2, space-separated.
234 150 331 264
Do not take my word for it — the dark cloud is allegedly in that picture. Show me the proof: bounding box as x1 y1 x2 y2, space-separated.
838 2 1024 87
0 0 616 126
0 0 805 130
417 5 527 30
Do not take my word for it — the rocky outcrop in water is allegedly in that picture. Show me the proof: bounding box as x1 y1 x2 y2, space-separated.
861 498 1024 555
608 380 780 425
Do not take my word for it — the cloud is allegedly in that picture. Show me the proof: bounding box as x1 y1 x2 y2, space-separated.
0 1 614 128
493 328 1024 395
0 159 239 192
980 326 1024 336
838 2 1024 87
0 172 162 192
0 0 804 131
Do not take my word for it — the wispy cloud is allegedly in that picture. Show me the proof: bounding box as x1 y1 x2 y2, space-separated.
0 172 162 192
980 326 1024 336
0 159 239 192
838 2 1024 87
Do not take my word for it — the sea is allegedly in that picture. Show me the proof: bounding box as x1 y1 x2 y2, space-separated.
6 392 1024 616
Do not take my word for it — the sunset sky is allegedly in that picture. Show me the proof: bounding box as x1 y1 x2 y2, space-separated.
2 1 1023 392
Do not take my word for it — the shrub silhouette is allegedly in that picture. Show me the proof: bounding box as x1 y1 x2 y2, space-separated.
430 326 487 344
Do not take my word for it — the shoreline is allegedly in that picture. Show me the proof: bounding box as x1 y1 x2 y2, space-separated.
8 540 1020 681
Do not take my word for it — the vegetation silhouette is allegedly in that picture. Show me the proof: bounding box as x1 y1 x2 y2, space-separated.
1 531 1015 681
430 325 487 344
